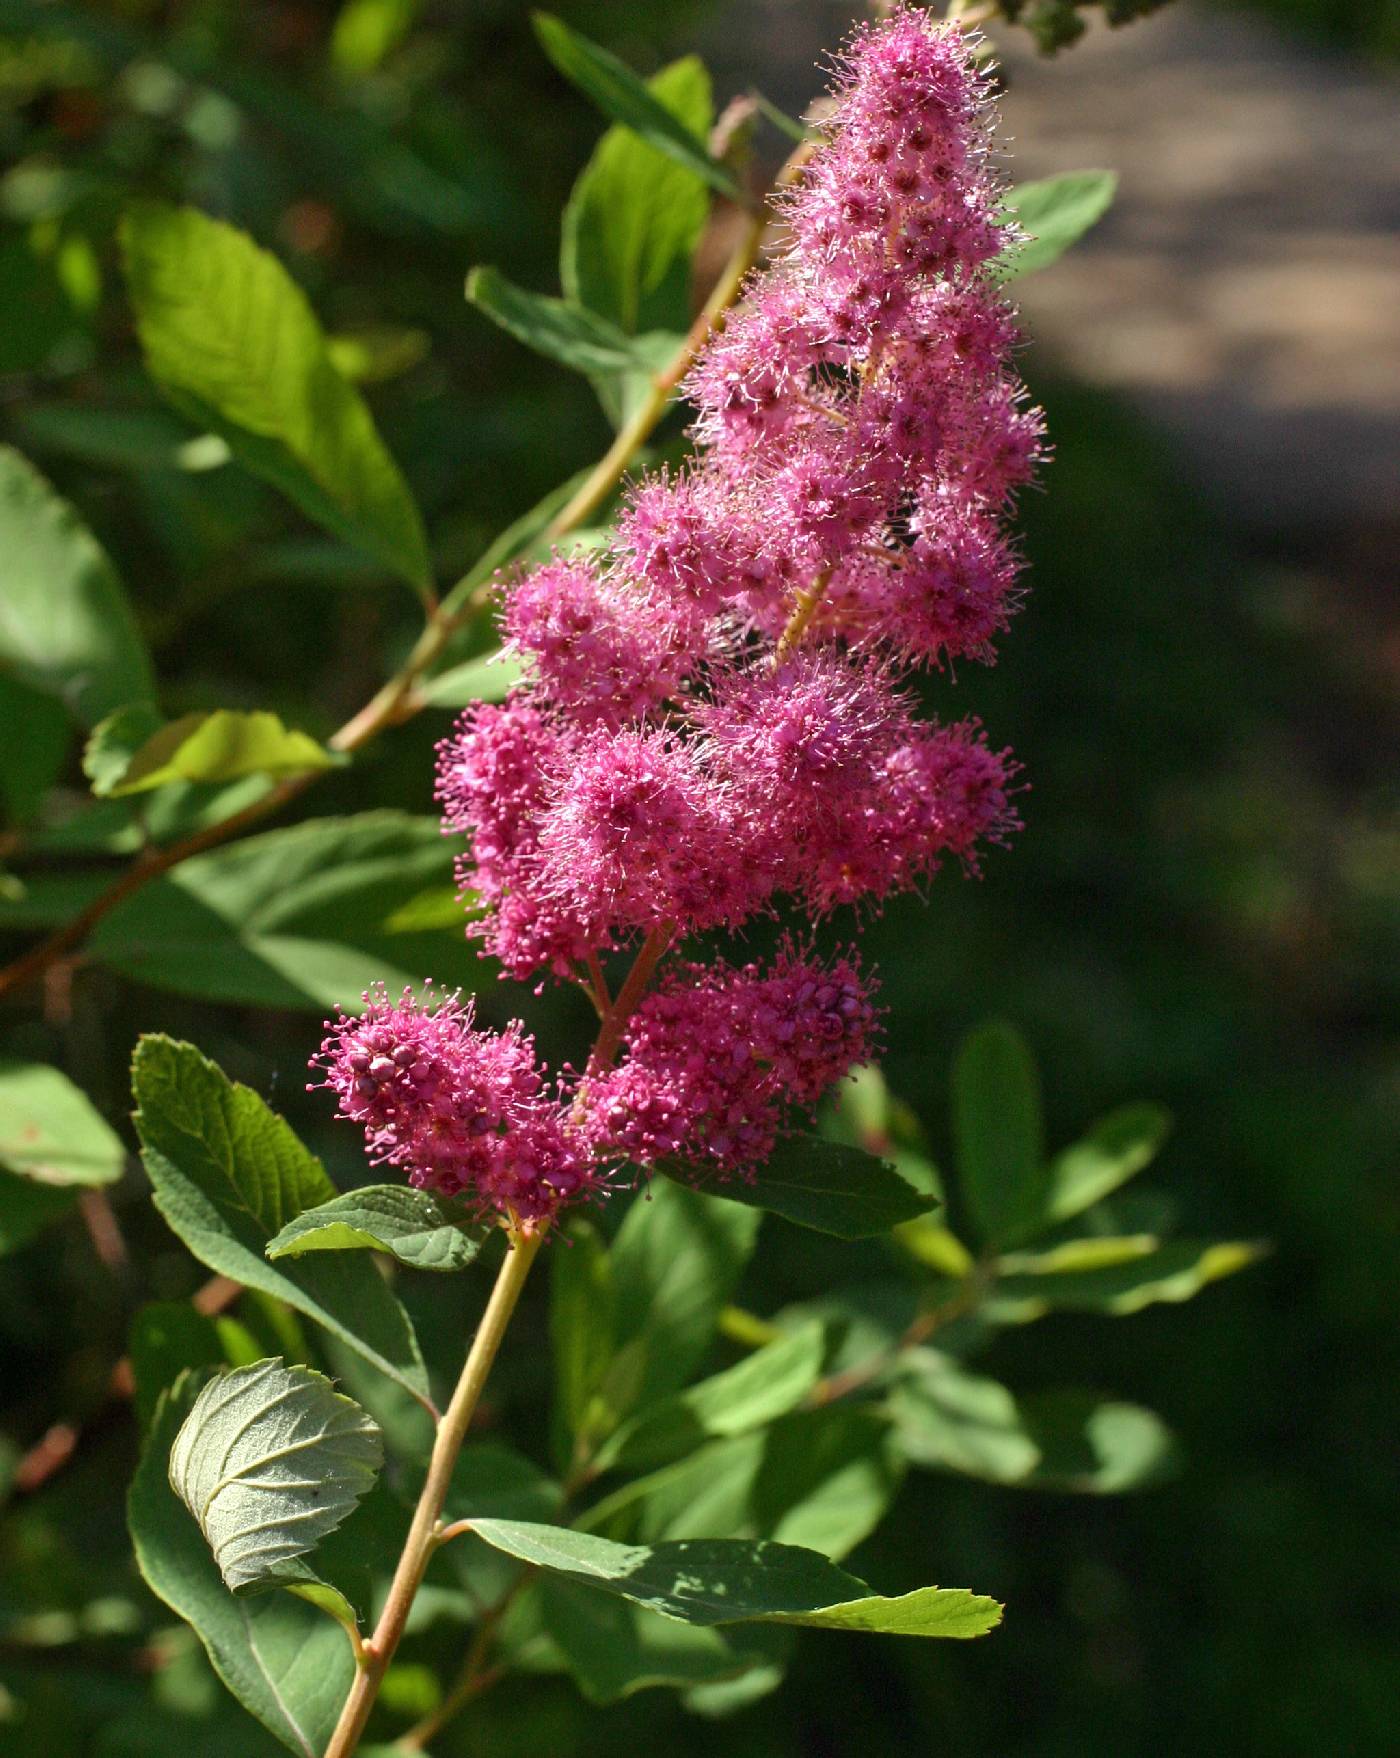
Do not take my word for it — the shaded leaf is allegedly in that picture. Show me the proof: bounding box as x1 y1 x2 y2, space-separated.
129 1300 261 1434
0 446 154 726
266 1184 486 1272
552 1218 616 1456
0 1167 80 1255
685 1136 933 1238
0 1058 125 1186
471 1519 1000 1638
132 1035 430 1404
129 1374 356 1756
998 169 1118 278
122 203 430 593
952 1021 1045 1246
466 265 655 376
169 1358 381 1593
890 1352 1179 1493
1039 1103 1172 1230
89 811 480 1010
532 15 739 199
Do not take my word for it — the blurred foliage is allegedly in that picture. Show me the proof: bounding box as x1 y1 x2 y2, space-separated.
1222 0 1400 60
0 1 1397 1756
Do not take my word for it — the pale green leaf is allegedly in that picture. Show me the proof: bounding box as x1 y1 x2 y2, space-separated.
87 709 336 798
121 203 430 593
1040 1103 1172 1230
132 1035 430 1404
330 0 421 75
471 1520 1000 1638
988 1238 1266 1319
129 1374 357 1756
169 1358 381 1593
0 1058 125 1186
0 446 154 726
532 15 738 200
417 650 525 709
266 1184 486 1272
998 169 1118 279
683 1136 933 1238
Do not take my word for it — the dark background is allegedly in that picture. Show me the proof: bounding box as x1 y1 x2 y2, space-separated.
0 2 1395 1754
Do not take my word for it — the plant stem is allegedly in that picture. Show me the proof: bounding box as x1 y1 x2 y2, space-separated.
586 925 674 1076
322 1224 544 1758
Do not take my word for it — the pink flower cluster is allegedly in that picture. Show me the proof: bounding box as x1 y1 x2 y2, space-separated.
316 13 1036 1227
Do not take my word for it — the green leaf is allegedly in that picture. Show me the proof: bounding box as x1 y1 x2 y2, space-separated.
87 709 336 799
998 170 1118 279
585 1406 903 1562
1039 1103 1171 1229
952 1021 1046 1247
532 15 739 201
989 1238 1265 1319
610 1180 760 1412
121 203 430 594
889 1352 1179 1493
471 1520 1000 1638
466 265 657 377
129 1373 357 1756
0 447 155 727
266 1185 486 1273
551 1218 616 1454
0 1059 125 1187
0 674 72 827
682 1137 934 1238
129 1300 262 1434
169 1358 382 1593
561 56 712 336
330 0 420 75
538 1578 785 1706
0 1167 80 1255
417 650 526 709
592 1322 825 1475
88 811 480 1010
132 1035 430 1405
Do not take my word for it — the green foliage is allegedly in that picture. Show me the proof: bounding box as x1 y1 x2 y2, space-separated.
471 1519 1001 1637
532 14 739 199
952 1021 1046 1246
998 169 1119 278
121 204 431 595
84 812 485 1010
0 1057 125 1186
561 56 713 337
0 446 154 726
266 1184 487 1272
168 1358 382 1594
466 265 675 378
132 1035 429 1404
85 708 335 798
687 1136 935 1238
129 1375 358 1756
128 1301 261 1433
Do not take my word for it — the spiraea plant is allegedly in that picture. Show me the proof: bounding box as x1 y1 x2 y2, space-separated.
0 5 1254 1756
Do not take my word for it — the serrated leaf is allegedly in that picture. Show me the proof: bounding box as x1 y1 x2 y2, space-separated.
592 1322 825 1475
0 446 155 727
889 1351 1179 1493
952 1021 1046 1247
88 811 480 1010
1039 1103 1171 1230
132 1036 430 1405
129 1373 357 1756
610 1179 760 1414
532 15 738 200
466 265 656 376
87 709 335 798
266 1184 486 1272
121 203 430 593
471 1519 999 1638
169 1358 381 1593
681 1137 934 1238
0 1058 125 1187
998 170 1118 279
988 1238 1265 1319
561 56 712 336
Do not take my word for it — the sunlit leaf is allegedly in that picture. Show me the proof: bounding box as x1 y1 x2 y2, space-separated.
266 1184 486 1272
998 169 1118 278
86 708 335 798
0 1059 124 1187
